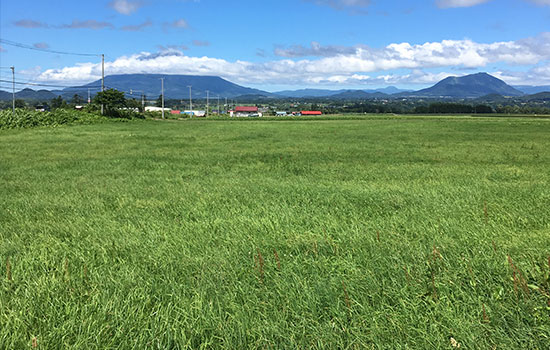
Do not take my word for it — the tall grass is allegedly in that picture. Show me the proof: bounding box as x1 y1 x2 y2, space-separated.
1 115 549 348
0 109 107 129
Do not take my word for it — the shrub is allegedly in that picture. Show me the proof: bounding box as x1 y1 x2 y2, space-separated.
0 109 107 130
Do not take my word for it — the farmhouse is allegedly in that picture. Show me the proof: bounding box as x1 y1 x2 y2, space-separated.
231 106 261 117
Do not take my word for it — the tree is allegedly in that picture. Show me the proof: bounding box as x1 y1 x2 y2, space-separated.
156 94 163 107
71 94 83 106
126 98 142 112
93 89 126 116
51 96 67 109
14 99 26 108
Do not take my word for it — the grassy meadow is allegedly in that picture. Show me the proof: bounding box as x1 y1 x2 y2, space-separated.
1 115 549 348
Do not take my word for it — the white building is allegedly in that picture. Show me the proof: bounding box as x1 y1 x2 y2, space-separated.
145 106 171 112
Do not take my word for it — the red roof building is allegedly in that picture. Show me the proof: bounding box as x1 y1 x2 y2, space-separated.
301 111 322 115
235 106 259 112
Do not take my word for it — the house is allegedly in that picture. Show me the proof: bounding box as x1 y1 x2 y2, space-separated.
301 111 322 115
276 111 287 116
35 105 49 112
232 106 261 117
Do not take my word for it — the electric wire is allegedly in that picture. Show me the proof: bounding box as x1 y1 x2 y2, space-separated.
0 39 101 57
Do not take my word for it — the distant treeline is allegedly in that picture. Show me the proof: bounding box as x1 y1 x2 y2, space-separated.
332 102 550 115
335 102 493 114
414 103 493 114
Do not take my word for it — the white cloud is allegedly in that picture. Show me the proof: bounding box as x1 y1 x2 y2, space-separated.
528 0 550 5
34 33 550 87
109 0 143 15
436 0 492 8
492 63 550 86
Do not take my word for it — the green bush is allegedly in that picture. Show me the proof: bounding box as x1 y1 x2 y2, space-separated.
0 109 107 130
107 108 143 119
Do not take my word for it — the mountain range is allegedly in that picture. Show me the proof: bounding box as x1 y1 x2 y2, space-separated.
1 72 549 101
67 74 270 99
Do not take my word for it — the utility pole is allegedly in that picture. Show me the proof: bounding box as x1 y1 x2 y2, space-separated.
160 78 165 119
101 54 105 115
217 95 220 115
10 66 15 116
187 85 192 114
206 90 209 116
88 88 91 104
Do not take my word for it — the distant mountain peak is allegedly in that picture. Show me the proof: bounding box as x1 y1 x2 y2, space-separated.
409 72 523 98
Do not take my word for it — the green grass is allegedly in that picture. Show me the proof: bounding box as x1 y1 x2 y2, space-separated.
1 115 549 349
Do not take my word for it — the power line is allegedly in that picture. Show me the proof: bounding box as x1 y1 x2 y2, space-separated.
0 39 100 57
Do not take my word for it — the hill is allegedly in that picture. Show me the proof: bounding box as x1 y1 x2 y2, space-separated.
404 73 523 98
64 74 273 99
521 92 550 101
0 88 57 101
513 85 550 95
274 89 345 98
330 90 388 99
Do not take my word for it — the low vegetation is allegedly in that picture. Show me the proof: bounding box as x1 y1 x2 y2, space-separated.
0 109 107 130
1 115 549 348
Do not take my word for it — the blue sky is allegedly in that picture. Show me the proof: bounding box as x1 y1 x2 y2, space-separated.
1 0 550 91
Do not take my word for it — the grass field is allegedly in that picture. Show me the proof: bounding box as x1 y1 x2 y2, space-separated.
1 115 549 349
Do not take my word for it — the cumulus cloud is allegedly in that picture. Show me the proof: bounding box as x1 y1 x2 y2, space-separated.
492 63 550 86
34 33 550 86
121 20 152 31
109 0 144 15
436 0 491 8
